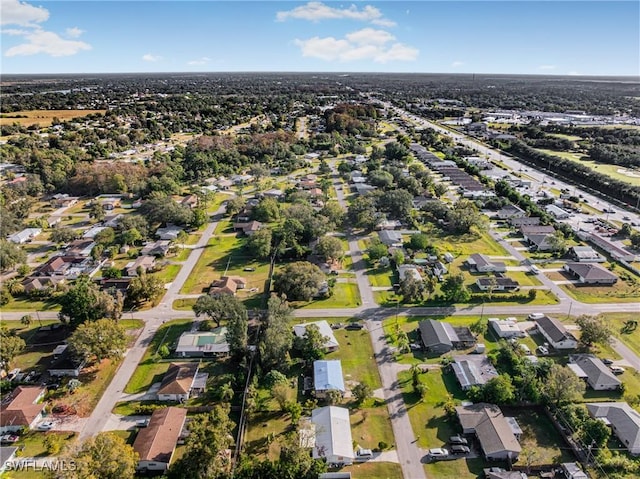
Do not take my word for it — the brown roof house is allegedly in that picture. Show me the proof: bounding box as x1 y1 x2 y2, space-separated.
157 363 200 402
209 276 246 296
563 262 618 285
456 403 521 461
180 194 199 209
0 386 46 433
133 407 187 472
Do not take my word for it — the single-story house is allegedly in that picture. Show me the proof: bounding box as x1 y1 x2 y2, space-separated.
352 183 376 196
232 221 262 236
418 320 476 354
455 403 521 461
509 216 541 227
519 225 556 242
586 402 640 455
103 214 123 228
7 228 41 244
22 276 65 293
398 264 421 282
451 355 499 390
262 189 284 199
569 246 605 263
175 328 230 357
156 225 184 241
293 321 339 352
534 316 577 349
378 230 403 246
476 277 519 292
313 360 345 398
546 204 571 219
140 240 172 257
310 406 354 465
209 276 246 296
376 219 402 230
496 204 526 220
82 226 107 239
33 255 83 277
180 194 198 209
563 262 618 285
0 386 46 433
488 318 524 339
583 232 638 262
48 345 86 377
133 407 188 471
568 354 621 391
526 233 557 252
125 255 156 277
466 254 506 273
483 468 528 479
50 194 80 208
98 277 132 294
157 362 200 402
101 198 120 210
65 239 95 257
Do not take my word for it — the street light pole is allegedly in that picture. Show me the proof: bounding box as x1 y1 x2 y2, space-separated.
567 301 573 320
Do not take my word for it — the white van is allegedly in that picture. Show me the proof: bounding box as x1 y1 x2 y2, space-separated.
528 313 545 320
530 266 540 275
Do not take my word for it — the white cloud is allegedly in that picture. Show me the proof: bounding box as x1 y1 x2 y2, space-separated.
187 56 211 66
538 65 556 70
294 28 418 63
1 0 49 26
5 29 91 57
277 2 396 27
1 28 29 35
451 61 464 67
567 71 581 76
142 54 162 62
65 27 84 38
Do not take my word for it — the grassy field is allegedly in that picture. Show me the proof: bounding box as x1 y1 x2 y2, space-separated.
536 148 640 186
124 318 194 394
0 109 107 127
152 264 182 284
297 282 362 309
599 313 640 356
1 297 61 312
342 462 403 479
549 267 640 303
367 266 395 287
180 234 270 304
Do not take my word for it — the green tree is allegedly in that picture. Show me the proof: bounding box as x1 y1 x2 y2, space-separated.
367 239 388 261
546 230 567 254
542 364 586 407
58 275 116 326
630 232 640 249
120 227 142 246
260 296 294 370
59 432 138 479
433 182 448 198
68 318 128 362
50 228 80 244
94 227 116 246
220 382 234 403
194 294 247 328
347 195 378 231
273 262 325 301
190 208 208 228
294 323 328 361
128 272 165 305
399 275 425 303
579 416 611 448
377 189 413 222
352 382 372 406
576 315 611 348
246 227 272 259
326 389 342 405
0 328 25 367
225 300 248 359
225 196 246 217
319 201 345 228
441 273 471 302
89 202 106 222
253 197 280 222
0 239 27 271
168 406 235 479
408 233 432 252
448 199 487 234
43 433 65 454
316 236 343 263
481 374 515 404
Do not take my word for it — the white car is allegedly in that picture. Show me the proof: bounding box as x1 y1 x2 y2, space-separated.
37 421 55 431
428 448 449 457
356 448 373 458
610 366 625 375
537 345 549 355
528 313 545 320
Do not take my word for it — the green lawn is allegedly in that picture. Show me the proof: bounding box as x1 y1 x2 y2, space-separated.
600 313 640 357
1 297 61 311
152 263 181 284
124 318 194 394
350 406 395 452
342 462 403 479
555 277 640 304
297 282 361 309
367 267 394 287
325 327 383 389
536 148 640 187
424 458 488 479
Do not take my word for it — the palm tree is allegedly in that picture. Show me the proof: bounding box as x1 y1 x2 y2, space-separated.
220 382 234 403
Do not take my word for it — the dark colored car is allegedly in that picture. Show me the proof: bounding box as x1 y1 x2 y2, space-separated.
450 445 470 454
449 435 468 445
345 323 364 330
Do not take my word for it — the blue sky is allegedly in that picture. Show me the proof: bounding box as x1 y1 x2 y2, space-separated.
1 1 638 75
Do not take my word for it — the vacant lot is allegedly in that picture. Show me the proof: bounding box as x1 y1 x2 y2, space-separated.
297 282 361 309
549 268 640 303
0 109 106 127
